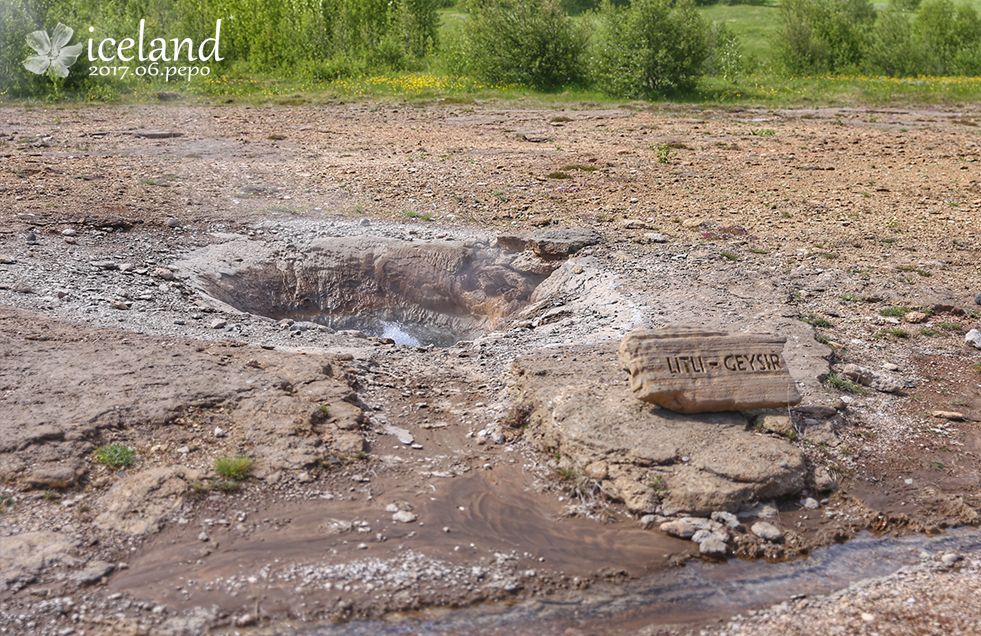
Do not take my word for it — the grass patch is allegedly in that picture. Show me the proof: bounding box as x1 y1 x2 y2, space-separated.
876 328 910 339
648 475 667 492
546 171 571 179
215 455 254 482
824 372 867 395
814 331 830 345
938 322 962 332
920 328 939 337
842 294 863 302
802 313 833 328
94 443 135 468
880 307 911 318
749 247 769 254
0 493 14 514
720 251 740 261
561 164 597 172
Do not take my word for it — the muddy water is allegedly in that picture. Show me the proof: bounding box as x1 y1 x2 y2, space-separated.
303 528 981 636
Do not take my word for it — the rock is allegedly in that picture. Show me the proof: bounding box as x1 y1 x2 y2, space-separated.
73 560 115 585
813 466 837 492
975 292 981 306
840 364 904 393
525 227 602 259
942 553 963 566
966 329 981 350
932 411 966 421
96 466 197 535
904 311 928 324
111 301 131 310
157 606 217 636
514 343 808 516
393 511 418 523
619 327 801 413
153 267 176 280
90 260 117 270
26 461 88 488
646 233 670 243
0 255 16 264
660 519 697 539
620 219 650 230
711 510 744 531
165 217 181 228
792 404 838 419
210 319 227 329
699 537 729 557
802 497 820 509
496 234 528 252
751 521 784 543
756 414 795 437
61 228 77 236
882 362 901 372
0 531 78 591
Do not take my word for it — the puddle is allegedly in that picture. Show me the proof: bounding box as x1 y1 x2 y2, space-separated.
300 528 981 636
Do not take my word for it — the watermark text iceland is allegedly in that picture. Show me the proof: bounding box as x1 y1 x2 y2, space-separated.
86 19 223 81
26 19 223 82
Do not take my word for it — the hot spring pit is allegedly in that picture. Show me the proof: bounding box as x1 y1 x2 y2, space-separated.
186 235 556 347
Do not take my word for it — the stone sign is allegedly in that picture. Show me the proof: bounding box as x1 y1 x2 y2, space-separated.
618 327 801 413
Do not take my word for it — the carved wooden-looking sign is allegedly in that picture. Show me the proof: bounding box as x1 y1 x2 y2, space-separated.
618 328 802 413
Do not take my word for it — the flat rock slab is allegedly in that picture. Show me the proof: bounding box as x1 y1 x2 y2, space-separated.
511 343 807 516
618 328 801 413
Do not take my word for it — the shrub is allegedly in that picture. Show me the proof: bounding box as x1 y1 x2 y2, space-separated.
594 0 709 97
915 0 981 75
771 0 875 75
215 455 254 481
863 7 923 77
460 0 589 89
94 443 135 468
704 20 744 80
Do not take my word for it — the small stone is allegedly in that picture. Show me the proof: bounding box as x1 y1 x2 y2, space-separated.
932 411 966 421
965 329 981 350
814 466 837 492
882 362 901 372
756 414 795 437
861 612 876 622
645 233 669 243
699 537 728 557
73 560 115 585
660 519 697 539
118 262 134 272
356 543 368 549
61 228 77 236
711 511 744 531
975 292 981 306
840 363 904 393
25 233 37 244
91 260 117 270
904 311 928 324
385 504 400 513
153 267 175 280
942 553 963 566
198 532 209 542
802 497 820 510
213 427 226 438
235 614 257 627
393 511 418 523
165 217 180 228
210 319 227 329
111 301 131 310
0 255 16 264
621 219 649 229
360 218 371 226
751 521 784 543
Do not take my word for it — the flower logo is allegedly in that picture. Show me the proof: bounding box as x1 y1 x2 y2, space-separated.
24 23 84 78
